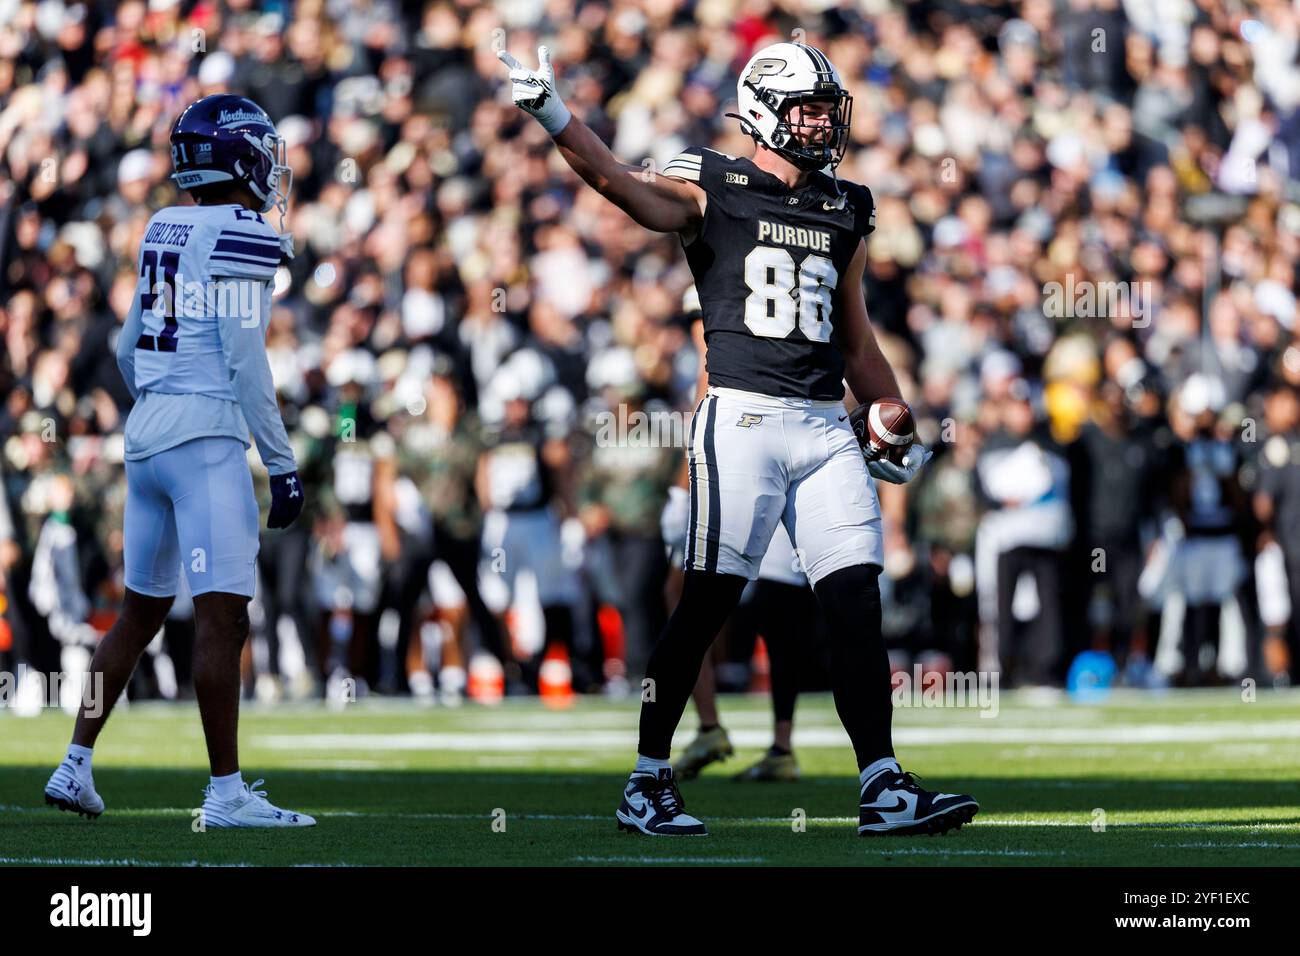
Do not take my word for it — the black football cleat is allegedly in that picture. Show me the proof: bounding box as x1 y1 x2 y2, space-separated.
858 766 978 837
616 768 708 836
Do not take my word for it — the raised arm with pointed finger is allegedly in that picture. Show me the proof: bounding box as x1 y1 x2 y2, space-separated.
497 45 706 238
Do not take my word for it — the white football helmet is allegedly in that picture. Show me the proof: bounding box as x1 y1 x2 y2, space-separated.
729 41 853 171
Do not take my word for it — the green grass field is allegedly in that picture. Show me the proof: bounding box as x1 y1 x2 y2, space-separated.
2 688 1299 866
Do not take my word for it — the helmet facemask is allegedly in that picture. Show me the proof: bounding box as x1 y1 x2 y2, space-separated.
768 91 853 171
241 130 293 228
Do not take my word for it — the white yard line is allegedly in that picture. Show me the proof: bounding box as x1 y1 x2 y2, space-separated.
27 686 1289 718
251 719 1300 753
0 853 357 867
1151 842 1300 849
572 855 765 864
319 811 1300 832
857 848 1065 857
975 817 1300 830
0 856 235 867
0 803 191 816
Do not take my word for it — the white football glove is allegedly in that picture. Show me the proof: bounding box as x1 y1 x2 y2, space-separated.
660 485 690 554
496 45 572 136
867 443 933 484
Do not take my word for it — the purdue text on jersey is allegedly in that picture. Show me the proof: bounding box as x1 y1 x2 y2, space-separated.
664 147 876 400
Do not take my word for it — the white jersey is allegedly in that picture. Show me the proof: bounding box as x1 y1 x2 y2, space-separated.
116 203 295 475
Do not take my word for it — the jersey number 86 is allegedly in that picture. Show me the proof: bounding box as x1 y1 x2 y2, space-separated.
743 245 837 343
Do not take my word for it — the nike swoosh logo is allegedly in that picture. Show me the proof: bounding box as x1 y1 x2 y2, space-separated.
862 796 906 814
627 801 651 820
862 790 918 822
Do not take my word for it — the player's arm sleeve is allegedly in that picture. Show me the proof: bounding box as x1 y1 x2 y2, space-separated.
215 279 296 476
115 285 145 401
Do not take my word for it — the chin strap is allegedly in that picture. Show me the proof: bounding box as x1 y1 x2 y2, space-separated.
824 169 847 210
266 183 293 260
728 112 840 177
724 111 761 143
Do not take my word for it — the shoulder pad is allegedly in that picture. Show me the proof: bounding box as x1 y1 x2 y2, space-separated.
208 208 281 279
663 148 704 183
842 181 876 237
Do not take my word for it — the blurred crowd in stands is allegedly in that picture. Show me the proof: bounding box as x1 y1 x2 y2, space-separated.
3 0 1300 709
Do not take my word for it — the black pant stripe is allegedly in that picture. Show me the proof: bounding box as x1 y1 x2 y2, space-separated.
703 396 721 573
685 397 701 568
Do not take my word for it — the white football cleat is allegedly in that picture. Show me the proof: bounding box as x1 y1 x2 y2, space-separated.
858 766 978 837
44 759 105 819
616 768 708 836
200 778 316 828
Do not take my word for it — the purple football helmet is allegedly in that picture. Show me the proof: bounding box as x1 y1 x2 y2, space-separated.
169 94 292 221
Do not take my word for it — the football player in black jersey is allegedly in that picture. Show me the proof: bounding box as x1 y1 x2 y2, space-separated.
500 40 978 837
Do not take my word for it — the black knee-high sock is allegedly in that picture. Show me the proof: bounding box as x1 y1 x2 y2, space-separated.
813 564 893 770
754 580 805 726
542 604 574 650
637 570 748 760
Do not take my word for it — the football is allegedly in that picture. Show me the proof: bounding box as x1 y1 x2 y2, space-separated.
849 397 915 465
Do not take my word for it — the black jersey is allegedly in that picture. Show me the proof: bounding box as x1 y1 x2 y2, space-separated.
663 147 876 400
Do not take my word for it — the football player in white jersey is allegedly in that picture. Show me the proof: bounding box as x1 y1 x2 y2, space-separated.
43 95 314 828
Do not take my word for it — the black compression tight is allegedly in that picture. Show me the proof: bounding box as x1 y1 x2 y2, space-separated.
637 570 747 760
751 579 809 725
637 564 894 770
813 563 895 769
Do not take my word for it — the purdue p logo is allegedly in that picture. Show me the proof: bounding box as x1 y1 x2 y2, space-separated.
744 58 786 86
737 413 763 428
